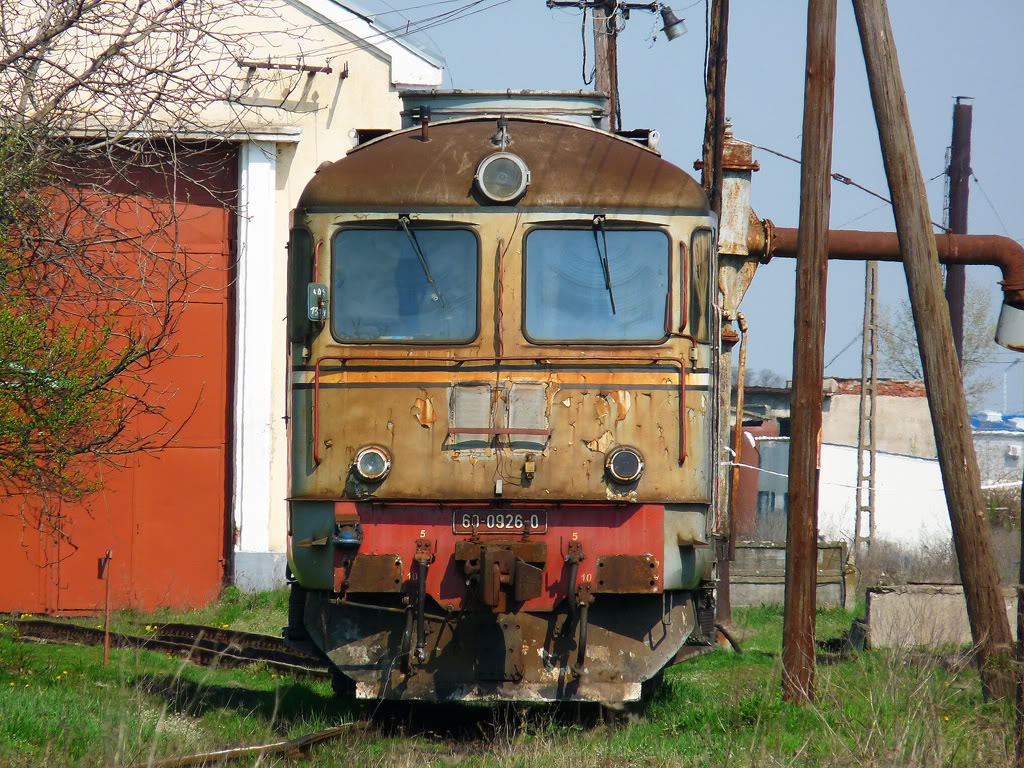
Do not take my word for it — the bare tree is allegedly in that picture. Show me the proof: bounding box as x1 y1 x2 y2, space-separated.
877 279 998 408
0 0 289 541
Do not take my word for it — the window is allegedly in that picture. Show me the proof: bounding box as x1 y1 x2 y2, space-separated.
331 228 478 343
287 228 314 343
524 228 669 343
689 228 715 342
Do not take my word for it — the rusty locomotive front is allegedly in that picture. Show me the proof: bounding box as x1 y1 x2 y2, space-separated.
284 93 722 704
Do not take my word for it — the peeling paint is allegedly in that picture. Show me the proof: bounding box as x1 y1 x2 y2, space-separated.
414 397 436 427
594 398 609 421
562 397 571 407
585 431 614 453
609 390 631 422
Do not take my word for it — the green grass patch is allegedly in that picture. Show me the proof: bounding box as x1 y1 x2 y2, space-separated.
0 596 1014 767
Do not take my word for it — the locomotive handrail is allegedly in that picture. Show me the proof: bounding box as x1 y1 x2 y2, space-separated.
310 354 692 467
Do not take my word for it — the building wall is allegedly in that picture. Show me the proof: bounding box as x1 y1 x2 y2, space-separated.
974 432 1024 489
822 393 936 459
3 0 443 608
220 2 443 591
756 439 951 553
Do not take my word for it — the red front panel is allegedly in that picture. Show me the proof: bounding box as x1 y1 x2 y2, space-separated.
346 503 665 612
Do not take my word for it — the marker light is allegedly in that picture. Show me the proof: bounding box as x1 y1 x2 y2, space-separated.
606 447 645 484
475 152 531 203
353 446 391 482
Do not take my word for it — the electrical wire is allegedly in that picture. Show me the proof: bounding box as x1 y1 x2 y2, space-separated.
265 0 510 64
580 5 594 85
971 173 1020 243
824 331 862 370
751 142 952 233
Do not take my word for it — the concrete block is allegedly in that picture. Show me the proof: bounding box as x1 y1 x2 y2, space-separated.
867 584 1018 649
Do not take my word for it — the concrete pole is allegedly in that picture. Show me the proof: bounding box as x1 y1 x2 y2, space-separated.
852 0 1014 700
782 0 838 705
945 98 973 365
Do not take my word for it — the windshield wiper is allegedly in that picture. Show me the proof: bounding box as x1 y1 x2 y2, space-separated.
398 215 446 308
592 215 616 314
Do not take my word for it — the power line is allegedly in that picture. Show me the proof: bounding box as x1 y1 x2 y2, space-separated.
971 173 1020 243
751 142 951 233
825 331 862 370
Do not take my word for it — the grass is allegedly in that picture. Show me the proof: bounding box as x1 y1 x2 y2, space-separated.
0 595 1016 767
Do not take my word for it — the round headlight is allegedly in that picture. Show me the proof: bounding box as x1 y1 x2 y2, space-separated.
606 447 644 484
475 152 531 203
353 446 391 482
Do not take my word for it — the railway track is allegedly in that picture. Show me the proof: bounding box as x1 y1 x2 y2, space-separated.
15 619 331 680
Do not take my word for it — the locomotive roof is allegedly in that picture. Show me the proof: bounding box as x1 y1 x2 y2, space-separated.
297 117 710 213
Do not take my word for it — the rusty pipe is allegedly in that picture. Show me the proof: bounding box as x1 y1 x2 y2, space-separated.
756 227 1024 305
728 313 748 563
750 225 1024 350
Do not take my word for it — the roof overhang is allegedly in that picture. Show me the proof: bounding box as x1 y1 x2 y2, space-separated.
287 0 443 87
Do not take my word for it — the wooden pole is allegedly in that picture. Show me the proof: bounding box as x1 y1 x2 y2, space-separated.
593 1 619 131
700 0 729 217
945 98 972 365
782 0 838 705
852 0 1014 701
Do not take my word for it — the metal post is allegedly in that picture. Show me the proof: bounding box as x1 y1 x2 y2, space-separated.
98 550 113 667
853 0 1014 700
701 0 729 217
783 0 838 706
945 98 972 365
593 0 619 131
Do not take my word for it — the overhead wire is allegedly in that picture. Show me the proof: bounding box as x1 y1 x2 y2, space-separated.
971 173 1020 243
751 142 952 233
262 0 510 64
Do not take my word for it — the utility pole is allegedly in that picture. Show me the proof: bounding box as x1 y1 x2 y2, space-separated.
593 0 620 131
854 261 878 564
701 0 729 216
783 0 838 705
945 97 973 365
853 0 1014 700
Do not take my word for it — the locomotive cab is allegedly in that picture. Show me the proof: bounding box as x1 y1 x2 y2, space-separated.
285 93 720 704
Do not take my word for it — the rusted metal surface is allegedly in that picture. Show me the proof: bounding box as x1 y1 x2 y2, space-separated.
854 0 1014 701
298 118 709 213
761 227 1024 306
305 590 697 703
593 554 659 593
307 355 692 501
784 0 838 706
336 554 403 593
16 619 329 678
327 503 665 613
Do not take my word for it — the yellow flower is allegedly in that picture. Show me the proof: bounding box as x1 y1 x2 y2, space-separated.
943 716 949 721
24 684 29 688
8 682 13 687
62 670 67 675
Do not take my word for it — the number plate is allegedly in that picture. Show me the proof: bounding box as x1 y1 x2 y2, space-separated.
452 510 548 535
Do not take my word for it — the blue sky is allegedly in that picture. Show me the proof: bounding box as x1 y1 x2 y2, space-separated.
357 0 1024 409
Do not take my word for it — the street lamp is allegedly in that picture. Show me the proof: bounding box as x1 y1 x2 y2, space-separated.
545 2 687 43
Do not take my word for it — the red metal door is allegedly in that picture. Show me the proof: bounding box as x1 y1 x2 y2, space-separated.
0 143 237 614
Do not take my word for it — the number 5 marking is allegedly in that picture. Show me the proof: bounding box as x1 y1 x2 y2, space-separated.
420 529 426 538
571 532 578 541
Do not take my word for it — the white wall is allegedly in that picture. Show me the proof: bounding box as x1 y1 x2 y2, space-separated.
229 1 442 591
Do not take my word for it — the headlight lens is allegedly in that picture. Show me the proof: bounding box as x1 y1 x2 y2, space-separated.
475 152 531 202
606 447 644 483
353 446 391 482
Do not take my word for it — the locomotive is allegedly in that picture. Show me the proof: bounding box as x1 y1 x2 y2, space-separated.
285 91 722 705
